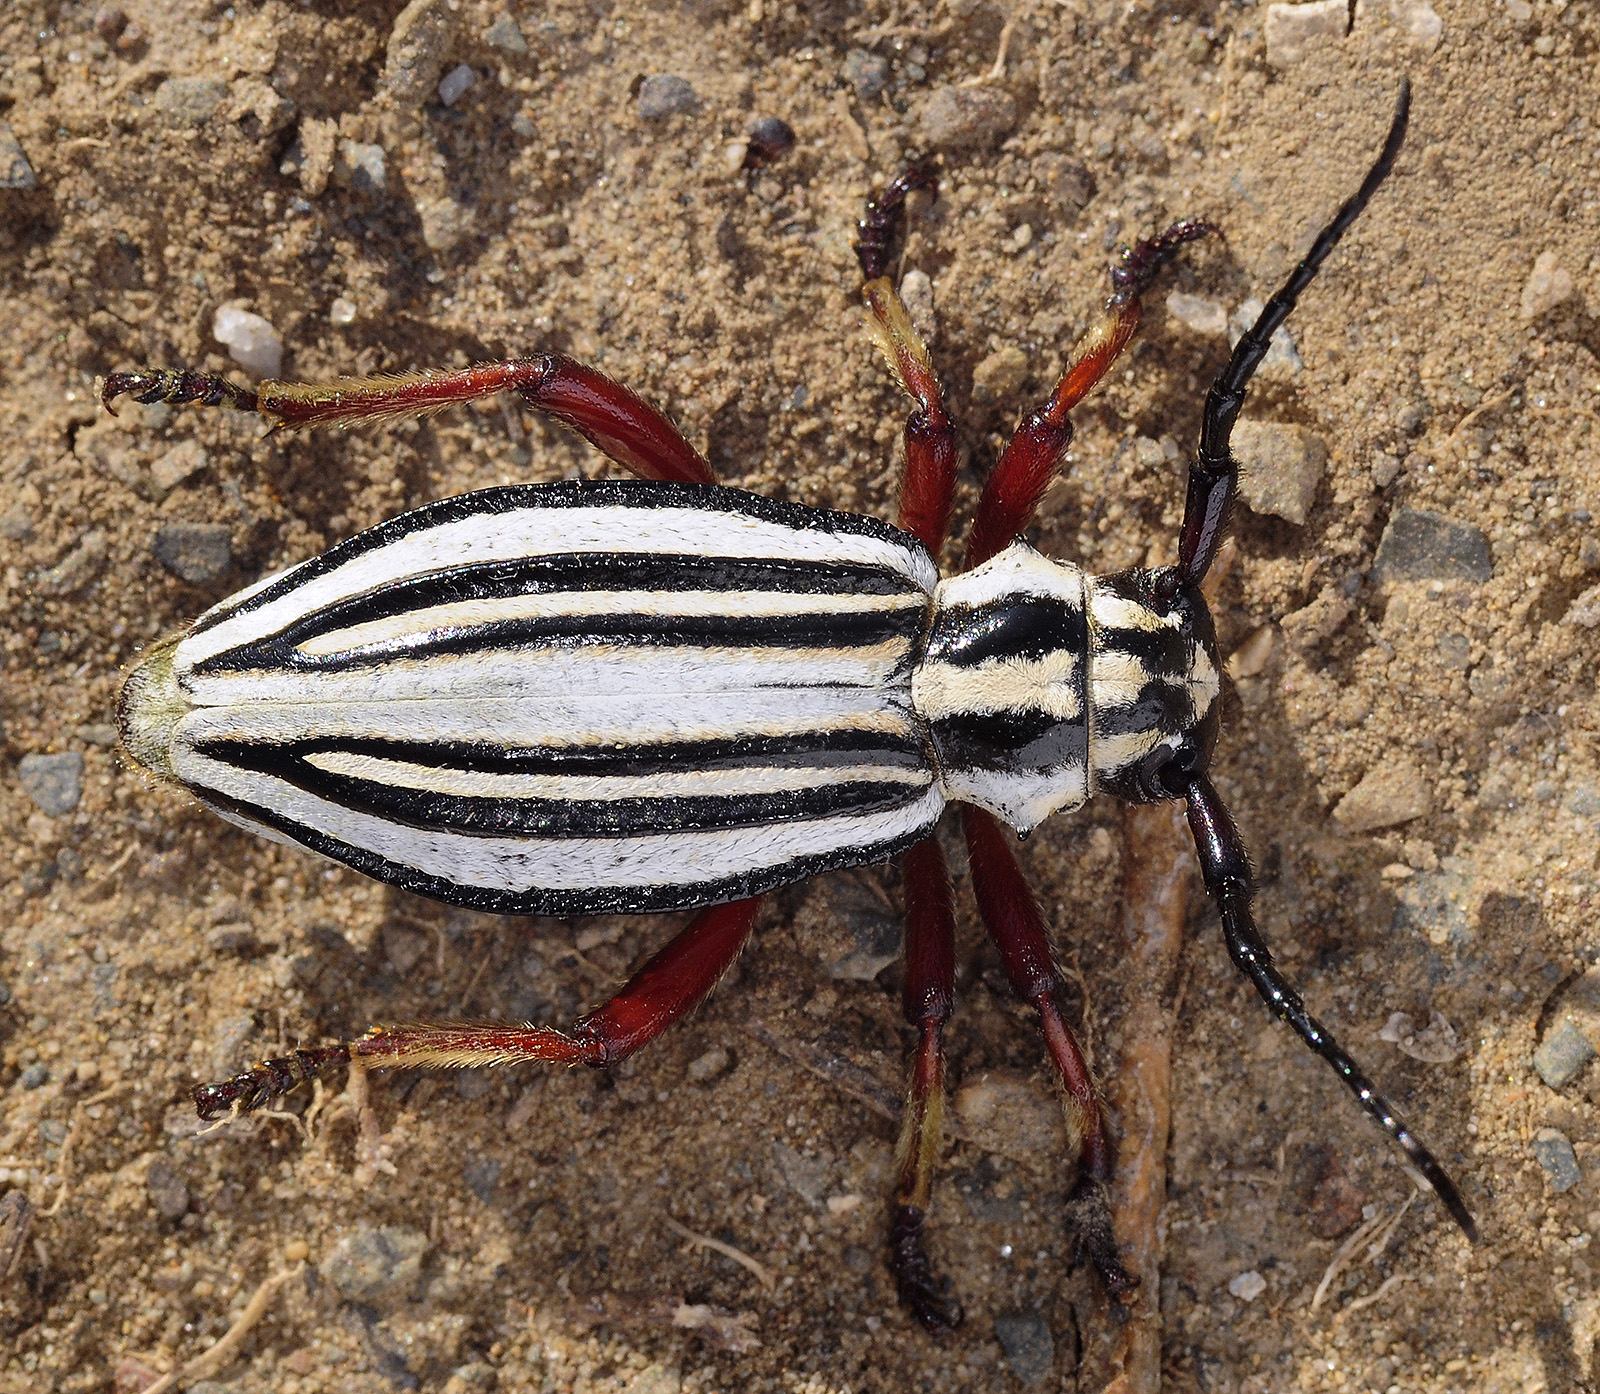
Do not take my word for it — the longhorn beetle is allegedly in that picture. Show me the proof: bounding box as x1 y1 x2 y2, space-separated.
103 79 1473 1331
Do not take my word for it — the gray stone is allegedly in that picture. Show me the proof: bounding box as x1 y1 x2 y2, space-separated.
36 530 108 595
0 120 36 189
18 752 84 816
461 1155 501 1203
1532 1127 1581 1192
843 49 889 100
1332 757 1431 834
1232 420 1327 525
146 1157 190 1219
483 15 528 54
918 85 1017 152
1436 632 1472 670
20 1062 48 1089
994 1311 1054 1385
437 63 477 107
1534 1019 1596 1089
152 77 229 127
321 1225 430 1306
1037 154 1096 211
152 523 231 584
637 75 699 120
773 1142 829 1205
1166 291 1228 337
415 193 474 252
686 1045 731 1083
1373 509 1492 584
1265 0 1348 66
1393 866 1474 947
0 501 32 540
1567 784 1600 817
1563 581 1600 629
385 0 459 109
149 440 208 496
337 140 387 194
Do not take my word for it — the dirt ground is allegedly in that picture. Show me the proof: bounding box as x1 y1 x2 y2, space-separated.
1 1 1597 1391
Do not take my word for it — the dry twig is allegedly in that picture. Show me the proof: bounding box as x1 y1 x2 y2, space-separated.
140 1263 303 1393
663 1214 776 1291
41 1081 128 1218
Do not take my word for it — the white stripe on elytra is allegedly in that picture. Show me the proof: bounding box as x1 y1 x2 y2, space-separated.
295 588 926 658
913 650 1082 723
172 749 947 893
301 750 930 801
182 505 938 669
178 640 917 706
172 688 924 752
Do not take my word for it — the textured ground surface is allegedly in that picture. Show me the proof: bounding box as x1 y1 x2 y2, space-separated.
1 1 1598 1391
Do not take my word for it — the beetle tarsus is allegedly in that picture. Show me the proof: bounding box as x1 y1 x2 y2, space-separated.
101 369 261 418
855 164 939 282
890 1205 964 1334
194 1044 351 1120
1111 219 1222 302
1065 1179 1140 1298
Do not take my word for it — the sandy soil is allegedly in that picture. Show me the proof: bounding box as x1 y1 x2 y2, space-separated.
1 1 1597 1391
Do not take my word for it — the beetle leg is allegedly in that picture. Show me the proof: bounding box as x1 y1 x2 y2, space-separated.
960 806 1138 1298
1183 775 1478 1242
855 169 959 557
964 221 1218 570
193 897 760 1120
102 353 717 485
1171 81 1409 593
889 835 963 1334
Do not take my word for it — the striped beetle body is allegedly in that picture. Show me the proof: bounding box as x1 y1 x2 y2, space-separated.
105 85 1475 1333
120 478 1221 915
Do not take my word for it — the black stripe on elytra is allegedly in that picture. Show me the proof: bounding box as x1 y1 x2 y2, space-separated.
198 605 922 674
924 593 1086 669
193 782 942 916
199 553 927 668
190 479 934 638
931 707 1088 775
193 727 930 780
209 744 930 836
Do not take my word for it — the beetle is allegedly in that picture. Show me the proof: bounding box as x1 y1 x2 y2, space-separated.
102 79 1472 1331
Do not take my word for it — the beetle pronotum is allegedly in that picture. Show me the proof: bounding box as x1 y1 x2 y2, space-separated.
103 79 1473 1331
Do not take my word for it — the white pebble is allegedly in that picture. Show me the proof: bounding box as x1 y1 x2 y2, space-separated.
1265 0 1347 66
329 297 358 326
1166 291 1228 337
1228 1269 1267 1302
212 306 283 378
438 63 477 107
1520 251 1574 320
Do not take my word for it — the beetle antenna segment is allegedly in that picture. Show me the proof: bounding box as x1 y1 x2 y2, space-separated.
1184 774 1478 1242
1172 79 1411 593
963 220 1218 571
103 353 717 485
195 898 761 1120
889 835 964 1333
854 164 939 283
962 807 1140 1297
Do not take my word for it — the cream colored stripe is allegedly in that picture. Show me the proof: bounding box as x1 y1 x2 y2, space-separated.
303 751 929 801
297 588 925 658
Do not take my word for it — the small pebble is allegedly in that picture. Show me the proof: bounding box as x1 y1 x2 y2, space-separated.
1534 1019 1596 1090
152 523 232 584
1360 0 1443 51
746 115 796 164
1332 757 1432 834
1003 223 1034 254
686 1045 731 1083
773 1141 829 1206
0 120 36 189
918 85 1017 152
212 306 283 378
1372 508 1493 584
320 1225 429 1307
329 297 358 326
637 74 698 120
438 63 477 107
971 345 1030 403
35 530 108 596
461 1155 501 1203
843 48 889 100
993 1311 1054 1386
94 7 129 41
483 14 527 53
1165 291 1228 337
145 1158 190 1219
152 77 229 127
1371 451 1402 488
149 439 208 496
1520 251 1574 320
1565 582 1600 629
1037 154 1096 211
1532 1127 1581 1192
1264 0 1347 67
1228 1269 1267 1302
415 193 473 252
338 140 387 194
1231 420 1327 525
18 752 84 817
284 1239 311 1263
899 268 936 345
0 501 32 540
1228 298 1302 375
384 0 459 110
20 1062 48 1090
